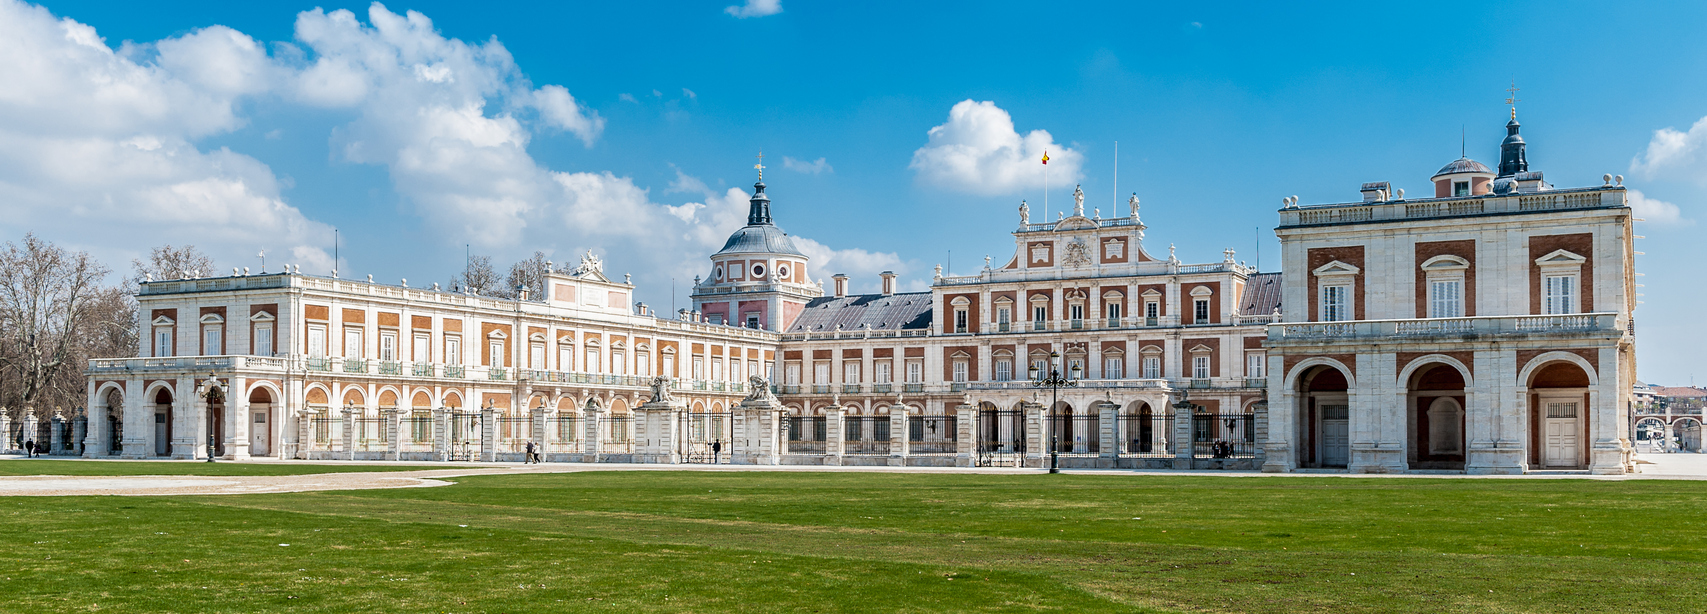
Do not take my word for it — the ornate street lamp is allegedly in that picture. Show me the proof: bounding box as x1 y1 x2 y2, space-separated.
1029 350 1080 474
203 372 223 463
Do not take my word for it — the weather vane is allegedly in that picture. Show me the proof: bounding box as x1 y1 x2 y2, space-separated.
1505 81 1521 118
754 151 765 181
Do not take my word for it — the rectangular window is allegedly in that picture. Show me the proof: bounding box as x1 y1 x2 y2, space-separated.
413 334 430 363
844 361 861 384
875 361 891 384
637 354 651 376
693 356 705 380
204 327 222 355
813 361 830 383
1143 356 1161 379
1247 354 1265 378
997 307 1010 324
344 329 363 359
1544 275 1577 315
785 363 801 385
995 359 1012 382
712 358 723 381
1194 299 1210 323
746 314 761 329
586 348 601 372
254 325 273 357
559 345 573 371
1321 285 1350 322
1031 358 1048 377
952 360 968 382
380 332 397 361
1145 301 1159 319
614 351 627 375
156 328 174 357
954 309 968 333
1453 180 1470 197
1104 357 1123 379
1193 355 1211 379
530 343 545 369
488 341 503 367
1033 305 1047 322
1067 358 1084 378
445 337 461 365
905 361 922 383
1429 279 1463 318
1106 302 1121 319
1069 304 1084 320
663 354 675 377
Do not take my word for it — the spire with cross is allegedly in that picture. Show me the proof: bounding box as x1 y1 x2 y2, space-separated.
1505 81 1521 119
754 151 765 181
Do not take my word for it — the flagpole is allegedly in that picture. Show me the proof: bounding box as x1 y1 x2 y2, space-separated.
1042 151 1048 222
1112 141 1119 216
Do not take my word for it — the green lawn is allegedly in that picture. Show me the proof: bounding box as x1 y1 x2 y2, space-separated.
3 471 1704 613
0 459 443 476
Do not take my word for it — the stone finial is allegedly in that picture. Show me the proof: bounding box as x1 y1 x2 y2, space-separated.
933 264 943 280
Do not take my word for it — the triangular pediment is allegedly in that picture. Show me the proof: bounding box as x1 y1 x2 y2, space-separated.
151 315 176 326
1187 344 1214 353
1312 260 1361 276
248 311 276 322
1533 249 1587 266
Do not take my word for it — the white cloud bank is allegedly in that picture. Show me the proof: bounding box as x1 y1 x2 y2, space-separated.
0 0 895 297
783 156 832 175
725 0 782 18
1628 190 1688 225
1632 116 1707 183
910 99 1083 196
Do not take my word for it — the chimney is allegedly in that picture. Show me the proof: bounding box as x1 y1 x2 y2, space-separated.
880 271 897 296
832 273 849 298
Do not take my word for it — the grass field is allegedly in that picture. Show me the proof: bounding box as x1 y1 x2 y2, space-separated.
4 470 1705 613
0 459 442 476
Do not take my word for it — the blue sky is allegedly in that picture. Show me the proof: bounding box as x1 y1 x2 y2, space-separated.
4 0 1705 384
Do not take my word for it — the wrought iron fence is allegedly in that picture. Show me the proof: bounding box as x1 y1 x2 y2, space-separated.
1046 412 1101 454
682 411 732 463
498 415 532 452
310 416 336 447
908 415 956 453
786 416 828 452
407 412 433 445
447 412 480 461
842 416 891 454
353 416 388 451
1122 411 1173 457
1193 413 1256 459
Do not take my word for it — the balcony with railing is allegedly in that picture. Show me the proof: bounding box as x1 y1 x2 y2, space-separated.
412 362 435 377
872 383 892 394
904 383 925 393
812 385 831 394
488 367 508 381
378 361 402 375
1269 313 1625 343
842 384 862 394
1279 186 1624 228
343 358 368 374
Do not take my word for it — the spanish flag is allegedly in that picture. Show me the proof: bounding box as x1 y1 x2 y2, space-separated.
1041 151 1050 165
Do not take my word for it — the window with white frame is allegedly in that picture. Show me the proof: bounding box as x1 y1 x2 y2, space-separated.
380 332 397 361
614 350 627 375
1143 355 1161 379
488 341 503 368
995 359 1012 381
1145 301 1159 319
1032 303 1047 322
445 336 461 365
784 362 801 385
1192 354 1211 379
1067 357 1085 378
1104 355 1124 379
844 361 860 384
203 325 222 355
814 361 830 384
875 361 891 383
413 333 430 363
1030 356 1048 377
1194 299 1210 323
530 343 545 369
662 352 675 377
558 344 573 371
1247 353 1265 378
254 324 274 357
1422 255 1469 318
997 306 1011 326
711 357 722 381
1069 303 1084 320
905 360 922 383
344 328 364 359
954 308 968 332
952 360 968 382
1321 285 1350 322
156 326 176 357
1313 260 1360 322
586 347 601 373
694 356 706 380
1544 274 1577 315
1106 301 1122 319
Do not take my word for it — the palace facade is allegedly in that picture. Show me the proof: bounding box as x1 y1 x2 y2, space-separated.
65 111 1636 473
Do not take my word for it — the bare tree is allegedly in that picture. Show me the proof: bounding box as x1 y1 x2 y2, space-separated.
0 234 113 423
451 254 504 297
132 244 216 282
506 251 551 301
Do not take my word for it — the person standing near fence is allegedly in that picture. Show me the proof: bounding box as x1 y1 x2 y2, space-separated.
711 440 721 464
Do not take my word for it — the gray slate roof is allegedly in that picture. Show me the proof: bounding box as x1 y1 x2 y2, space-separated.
1433 157 1492 177
715 224 806 257
787 292 933 332
1241 272 1282 316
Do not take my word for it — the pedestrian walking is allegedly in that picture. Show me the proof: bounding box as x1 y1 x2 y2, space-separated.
711 440 722 464
524 440 538 464
24 439 35 458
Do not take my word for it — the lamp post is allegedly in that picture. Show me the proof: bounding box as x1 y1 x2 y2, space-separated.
1029 350 1080 474
204 372 221 463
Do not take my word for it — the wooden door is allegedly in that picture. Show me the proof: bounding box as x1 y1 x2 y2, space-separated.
154 413 168 456
251 409 270 456
1543 401 1580 467
1318 403 1350 467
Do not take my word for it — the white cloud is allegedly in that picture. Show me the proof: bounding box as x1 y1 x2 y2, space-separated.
1628 189 1689 225
618 92 637 103
0 0 333 274
666 167 712 196
725 0 782 18
794 237 906 293
782 156 832 175
1632 115 1707 182
909 99 1083 195
682 87 696 100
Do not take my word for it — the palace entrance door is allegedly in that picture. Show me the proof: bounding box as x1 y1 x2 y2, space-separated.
1542 399 1580 468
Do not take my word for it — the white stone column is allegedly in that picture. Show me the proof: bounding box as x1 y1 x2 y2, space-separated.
385 408 401 461
82 378 102 457
888 406 909 466
341 406 356 461
584 407 604 462
122 377 148 458
531 405 548 462
479 406 496 462
22 411 39 454
1172 398 1195 470
228 375 250 460
432 408 450 462
1023 402 1044 468
0 413 11 453
49 411 64 455
954 403 974 467
1097 401 1118 467
71 413 86 456
824 405 844 466
174 376 197 459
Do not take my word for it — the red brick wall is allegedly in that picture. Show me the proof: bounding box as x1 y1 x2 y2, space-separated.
1306 246 1366 321
1528 234 1593 315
